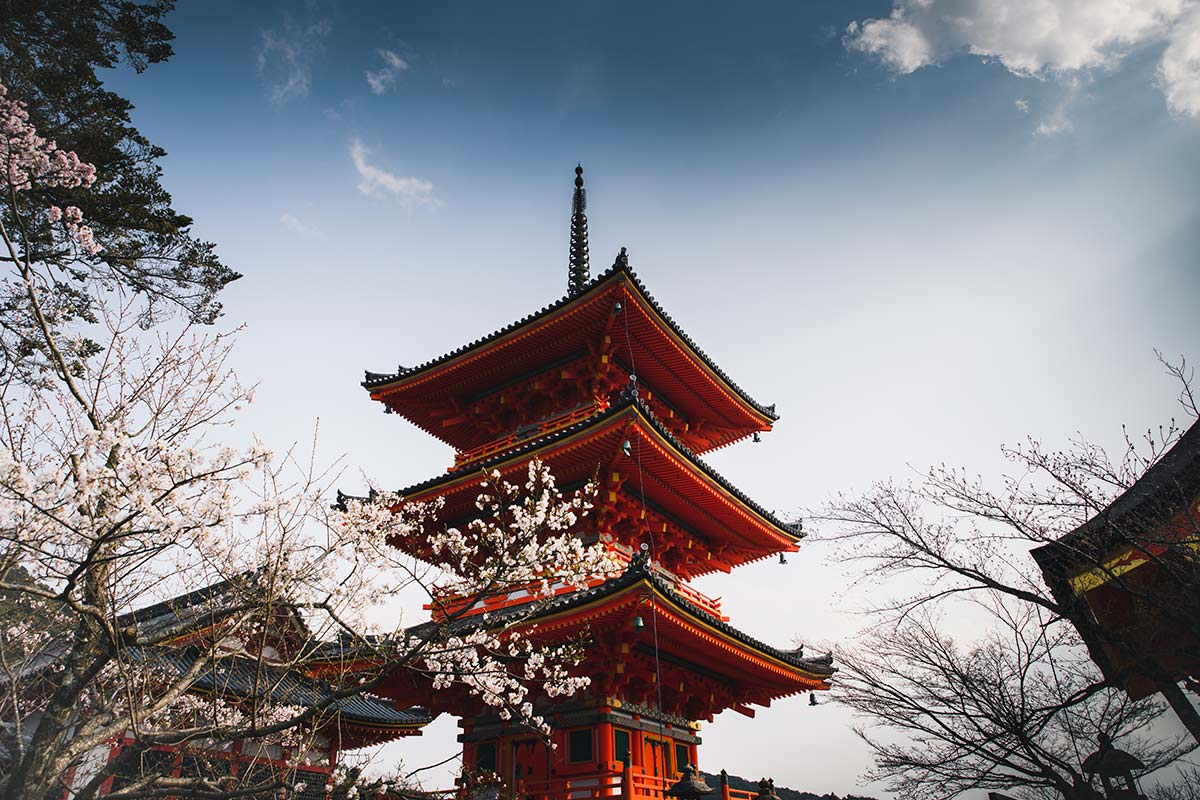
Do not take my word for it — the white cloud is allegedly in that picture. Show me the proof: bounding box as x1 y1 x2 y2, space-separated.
1159 5 1200 116
256 17 332 103
280 212 321 237
845 0 1200 119
845 15 936 73
349 138 437 207
1014 98 1030 113
366 50 409 94
1036 108 1074 135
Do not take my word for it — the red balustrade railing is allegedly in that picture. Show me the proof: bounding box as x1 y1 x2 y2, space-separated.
425 566 725 624
465 764 752 800
452 401 608 471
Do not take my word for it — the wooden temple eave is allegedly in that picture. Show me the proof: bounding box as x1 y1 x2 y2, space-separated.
362 266 778 454
515 578 831 688
374 571 830 721
386 403 799 569
1063 504 1200 596
607 288 774 448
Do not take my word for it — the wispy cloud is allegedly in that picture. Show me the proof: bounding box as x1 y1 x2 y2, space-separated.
256 16 332 103
1035 108 1074 136
1036 77 1084 136
844 0 1200 121
366 49 409 94
349 138 437 207
280 212 322 237
1014 98 1030 113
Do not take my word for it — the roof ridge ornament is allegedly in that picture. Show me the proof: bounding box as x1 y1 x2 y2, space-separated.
614 246 629 268
568 164 590 295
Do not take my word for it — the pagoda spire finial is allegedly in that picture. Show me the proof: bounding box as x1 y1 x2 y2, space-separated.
568 164 590 295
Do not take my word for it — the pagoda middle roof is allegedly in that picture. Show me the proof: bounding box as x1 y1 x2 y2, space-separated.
380 397 802 571
362 264 779 453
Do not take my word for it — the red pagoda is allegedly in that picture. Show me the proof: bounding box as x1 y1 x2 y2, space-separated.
362 167 833 798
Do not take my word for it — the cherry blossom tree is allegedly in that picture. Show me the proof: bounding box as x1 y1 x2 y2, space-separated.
820 371 1199 800
0 81 615 800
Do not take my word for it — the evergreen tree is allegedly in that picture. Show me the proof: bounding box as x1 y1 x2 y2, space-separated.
0 0 239 382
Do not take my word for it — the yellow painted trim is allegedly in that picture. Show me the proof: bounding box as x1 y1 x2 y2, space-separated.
1069 535 1200 595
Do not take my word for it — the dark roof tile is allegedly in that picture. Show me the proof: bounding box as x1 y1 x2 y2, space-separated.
362 264 779 421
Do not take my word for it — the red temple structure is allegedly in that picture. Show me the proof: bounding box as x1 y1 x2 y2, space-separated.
359 167 834 799
1032 419 1200 707
32 573 429 800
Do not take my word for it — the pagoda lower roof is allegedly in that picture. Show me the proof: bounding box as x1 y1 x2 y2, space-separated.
362 264 778 454
392 558 833 716
426 558 834 679
382 397 801 574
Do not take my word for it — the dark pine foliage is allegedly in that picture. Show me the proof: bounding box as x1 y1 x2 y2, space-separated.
0 0 240 379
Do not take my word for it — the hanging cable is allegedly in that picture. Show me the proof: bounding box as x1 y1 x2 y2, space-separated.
619 289 671 789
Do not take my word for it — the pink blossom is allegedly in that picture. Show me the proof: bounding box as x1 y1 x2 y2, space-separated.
1 82 102 254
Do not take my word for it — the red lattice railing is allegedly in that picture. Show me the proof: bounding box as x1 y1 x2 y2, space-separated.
452 401 607 471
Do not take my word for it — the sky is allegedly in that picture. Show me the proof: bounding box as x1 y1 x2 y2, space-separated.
97 1 1200 796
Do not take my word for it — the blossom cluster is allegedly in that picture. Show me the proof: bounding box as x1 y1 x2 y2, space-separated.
1 81 102 254
335 459 619 733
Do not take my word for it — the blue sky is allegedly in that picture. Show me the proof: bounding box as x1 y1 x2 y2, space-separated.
102 1 1200 796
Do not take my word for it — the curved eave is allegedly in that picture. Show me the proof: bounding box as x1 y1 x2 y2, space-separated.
392 399 801 553
362 265 779 449
413 565 833 689
337 718 426 738
537 580 833 688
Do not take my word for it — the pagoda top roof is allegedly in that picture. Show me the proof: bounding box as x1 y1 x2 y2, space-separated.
376 395 802 555
362 263 779 453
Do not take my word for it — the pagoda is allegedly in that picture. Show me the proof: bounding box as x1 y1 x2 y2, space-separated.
362 167 833 797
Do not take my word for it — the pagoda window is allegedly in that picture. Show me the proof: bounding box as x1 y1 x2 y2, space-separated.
613 728 632 767
475 740 498 774
292 768 329 800
567 728 594 764
673 743 690 774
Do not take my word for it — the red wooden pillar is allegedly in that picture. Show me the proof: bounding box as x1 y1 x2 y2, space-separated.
620 761 634 800
597 721 614 769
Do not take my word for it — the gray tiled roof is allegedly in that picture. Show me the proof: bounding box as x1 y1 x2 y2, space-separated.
137 647 429 727
1033 418 1200 571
